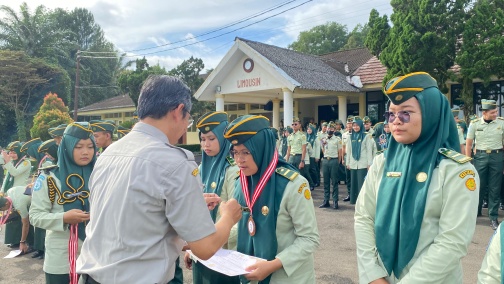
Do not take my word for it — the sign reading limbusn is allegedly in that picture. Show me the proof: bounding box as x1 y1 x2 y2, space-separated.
237 77 261 88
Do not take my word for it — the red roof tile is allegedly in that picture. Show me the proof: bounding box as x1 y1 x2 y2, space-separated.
354 56 388 85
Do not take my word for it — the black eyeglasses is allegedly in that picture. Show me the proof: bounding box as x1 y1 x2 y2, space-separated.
384 111 411 123
292 123 299 126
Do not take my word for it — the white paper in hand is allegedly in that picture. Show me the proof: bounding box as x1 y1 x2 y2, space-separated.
188 248 265 276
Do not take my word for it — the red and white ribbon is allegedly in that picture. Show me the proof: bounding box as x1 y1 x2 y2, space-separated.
69 224 79 284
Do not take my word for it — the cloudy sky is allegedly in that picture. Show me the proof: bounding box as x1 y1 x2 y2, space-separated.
5 0 392 71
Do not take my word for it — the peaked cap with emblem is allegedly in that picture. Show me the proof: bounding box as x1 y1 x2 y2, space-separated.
38 139 58 159
64 122 94 139
363 116 371 123
48 124 67 138
6 141 22 152
480 99 498 111
20 138 42 153
347 115 354 123
321 122 328 126
451 106 460 116
384 72 438 105
117 125 131 139
334 119 343 126
196 111 228 134
292 116 300 122
353 116 363 122
90 120 116 133
223 115 270 145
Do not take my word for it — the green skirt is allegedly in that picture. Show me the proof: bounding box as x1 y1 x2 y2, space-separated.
192 260 240 284
33 227 46 251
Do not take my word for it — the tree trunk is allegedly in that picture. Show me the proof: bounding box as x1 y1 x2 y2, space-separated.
460 76 474 124
14 108 27 141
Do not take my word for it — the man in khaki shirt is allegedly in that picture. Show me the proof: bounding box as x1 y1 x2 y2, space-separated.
466 99 504 229
319 123 343 209
286 117 312 186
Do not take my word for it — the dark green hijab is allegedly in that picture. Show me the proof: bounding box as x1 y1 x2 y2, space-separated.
306 125 317 147
372 122 387 152
56 122 97 240
224 115 298 284
2 141 25 192
375 73 460 277
24 139 45 165
350 118 365 161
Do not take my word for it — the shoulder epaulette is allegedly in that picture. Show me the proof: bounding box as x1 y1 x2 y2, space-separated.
226 156 236 166
498 117 504 121
39 165 58 173
438 148 471 164
275 167 299 181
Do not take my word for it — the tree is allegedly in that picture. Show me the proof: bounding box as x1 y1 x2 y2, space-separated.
342 24 370 50
30 92 73 140
366 0 471 91
288 22 349 55
0 50 69 140
365 9 391 58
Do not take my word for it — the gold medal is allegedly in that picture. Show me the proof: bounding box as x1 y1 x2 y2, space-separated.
261 206 269 216
210 182 217 189
416 172 428 182
248 216 256 236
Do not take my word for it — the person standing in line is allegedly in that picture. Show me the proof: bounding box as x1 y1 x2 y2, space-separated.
278 127 290 158
345 117 373 204
466 99 504 229
48 124 67 145
285 117 312 188
317 122 328 187
0 186 33 253
363 116 374 135
90 120 116 154
355 72 479 283
185 111 240 284
319 123 343 209
306 124 320 191
76 75 242 284
342 116 354 202
224 115 320 283
452 107 466 155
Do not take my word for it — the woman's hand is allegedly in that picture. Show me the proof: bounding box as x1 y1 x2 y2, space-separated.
63 209 90 224
203 193 221 210
245 259 282 281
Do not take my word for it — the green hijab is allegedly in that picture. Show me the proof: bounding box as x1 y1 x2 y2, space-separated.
56 122 97 240
2 141 24 192
350 118 365 161
224 115 298 284
306 125 317 147
375 75 460 277
372 122 387 152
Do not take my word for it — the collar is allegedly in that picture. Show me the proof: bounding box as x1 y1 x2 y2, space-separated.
132 122 169 144
480 117 496 124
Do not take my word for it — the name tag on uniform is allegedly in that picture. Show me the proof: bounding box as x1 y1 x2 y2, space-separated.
386 172 402 178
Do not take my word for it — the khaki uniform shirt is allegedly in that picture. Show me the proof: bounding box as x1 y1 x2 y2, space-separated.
2 159 31 190
317 131 328 142
323 135 342 158
345 135 373 169
467 117 504 150
287 131 307 155
7 185 31 218
76 122 216 284
478 225 502 283
30 171 82 274
355 154 479 283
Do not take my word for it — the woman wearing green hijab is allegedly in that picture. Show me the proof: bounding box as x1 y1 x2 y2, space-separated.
345 117 373 204
371 122 388 157
1 141 32 248
186 111 240 284
29 122 96 284
223 115 319 284
355 72 479 283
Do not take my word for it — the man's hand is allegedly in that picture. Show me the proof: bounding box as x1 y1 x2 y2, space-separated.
245 259 282 281
299 161 305 169
2 150 10 164
63 209 90 224
19 242 29 253
184 252 193 270
219 199 242 224
370 278 389 284
203 193 221 210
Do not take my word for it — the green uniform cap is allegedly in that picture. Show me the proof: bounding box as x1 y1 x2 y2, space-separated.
90 120 116 133
196 111 228 134
117 125 131 139
64 122 94 140
6 141 22 152
363 116 371 123
384 72 438 105
48 124 67 138
347 115 354 123
20 138 42 153
480 99 497 111
321 122 328 126
353 116 362 122
38 139 58 160
223 115 270 145
334 120 343 125
292 117 300 122
451 106 460 116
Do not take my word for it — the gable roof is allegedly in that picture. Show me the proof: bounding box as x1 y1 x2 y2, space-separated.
238 38 359 92
353 56 388 85
319 47 374 75
78 95 135 112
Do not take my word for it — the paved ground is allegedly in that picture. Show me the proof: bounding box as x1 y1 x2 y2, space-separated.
0 183 498 283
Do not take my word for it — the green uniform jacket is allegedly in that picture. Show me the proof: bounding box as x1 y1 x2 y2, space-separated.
355 154 479 283
2 159 31 191
478 225 502 283
29 171 82 274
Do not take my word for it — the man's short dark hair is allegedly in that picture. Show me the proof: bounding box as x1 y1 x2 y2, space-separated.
137 75 193 119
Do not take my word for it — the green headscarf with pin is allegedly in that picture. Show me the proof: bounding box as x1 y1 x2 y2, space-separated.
224 115 298 284
350 117 365 161
2 141 25 192
56 122 97 240
375 72 460 277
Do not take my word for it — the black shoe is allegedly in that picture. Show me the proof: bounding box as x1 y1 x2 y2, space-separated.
483 201 488 208
343 195 350 202
7 244 19 249
491 220 499 230
332 202 339 209
319 201 330 208
38 253 44 259
32 250 43 258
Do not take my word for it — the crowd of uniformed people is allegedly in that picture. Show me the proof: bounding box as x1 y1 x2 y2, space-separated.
0 72 504 283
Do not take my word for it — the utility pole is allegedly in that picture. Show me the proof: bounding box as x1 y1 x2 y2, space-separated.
73 52 80 121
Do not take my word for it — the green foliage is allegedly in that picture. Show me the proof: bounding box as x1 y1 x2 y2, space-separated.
120 120 134 129
288 22 349 55
365 9 390 58
177 144 201 153
31 92 73 140
342 24 369 50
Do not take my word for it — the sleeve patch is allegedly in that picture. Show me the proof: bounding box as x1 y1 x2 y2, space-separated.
298 182 307 193
33 175 45 192
304 188 311 200
466 178 476 191
459 170 475 179
192 168 199 176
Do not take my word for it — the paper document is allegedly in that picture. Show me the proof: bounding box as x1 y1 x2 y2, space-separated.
188 248 265 276
4 250 22 259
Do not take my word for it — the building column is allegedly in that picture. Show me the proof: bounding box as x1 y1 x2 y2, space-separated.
294 99 299 120
359 93 366 118
215 94 224 111
282 88 294 127
272 98 280 129
245 103 251 115
338 95 347 122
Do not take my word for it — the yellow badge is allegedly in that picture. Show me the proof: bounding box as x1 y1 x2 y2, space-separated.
386 172 402 178
210 182 217 189
23 160 29 166
459 170 475 179
261 206 269 216
205 126 210 131
395 94 403 101
191 168 199 176
416 172 427 182
298 182 307 193
466 178 476 191
304 189 311 200
231 140 238 145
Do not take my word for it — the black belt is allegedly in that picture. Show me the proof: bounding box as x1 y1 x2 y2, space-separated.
291 153 301 156
82 275 100 284
476 149 502 154
324 157 338 160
